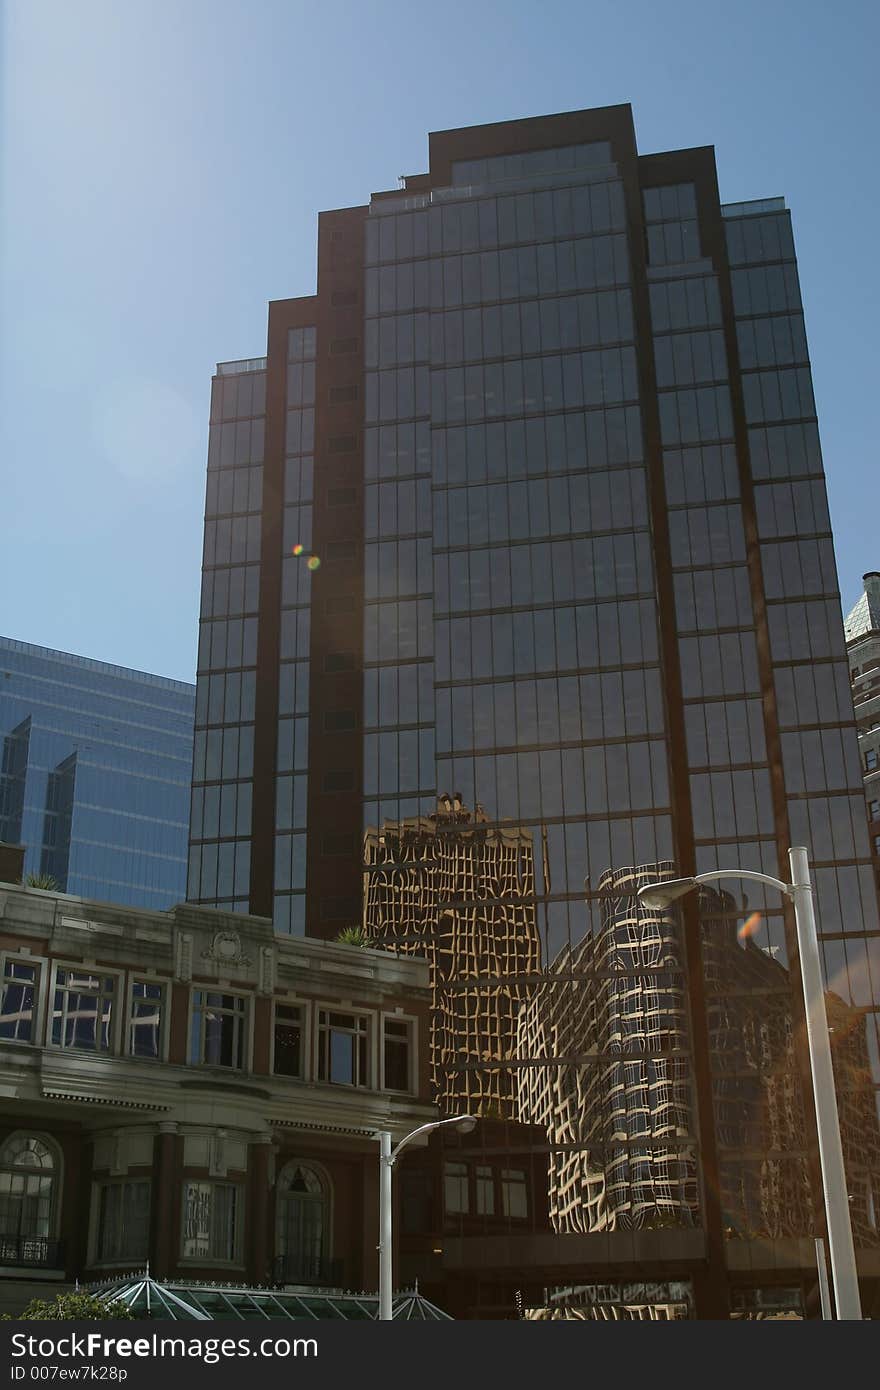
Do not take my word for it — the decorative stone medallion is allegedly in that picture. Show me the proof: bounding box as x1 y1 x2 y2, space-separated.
201 930 251 967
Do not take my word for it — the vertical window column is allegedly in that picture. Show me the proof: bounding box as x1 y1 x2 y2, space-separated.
363 206 435 833
275 327 316 936
725 207 880 1233
189 366 266 912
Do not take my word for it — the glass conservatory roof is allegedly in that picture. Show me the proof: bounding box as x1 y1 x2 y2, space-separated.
88 1274 451 1321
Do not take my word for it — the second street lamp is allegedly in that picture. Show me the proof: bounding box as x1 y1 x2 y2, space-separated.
375 1115 477 1321
637 845 861 1320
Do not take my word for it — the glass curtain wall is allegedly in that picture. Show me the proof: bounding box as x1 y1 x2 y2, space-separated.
725 202 880 1242
274 327 317 936
0 638 193 909
362 147 698 1241
360 141 880 1283
188 364 264 911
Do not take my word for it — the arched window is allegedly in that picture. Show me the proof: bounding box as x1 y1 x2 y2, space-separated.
275 1161 330 1284
0 1134 61 1260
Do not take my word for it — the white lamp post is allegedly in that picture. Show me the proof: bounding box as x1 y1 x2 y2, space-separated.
637 845 861 1320
375 1115 477 1321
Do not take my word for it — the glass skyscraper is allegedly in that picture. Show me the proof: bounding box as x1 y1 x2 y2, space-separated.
190 106 880 1318
1 637 194 909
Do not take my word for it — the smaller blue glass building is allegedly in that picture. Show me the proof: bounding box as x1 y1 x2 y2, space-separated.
0 637 195 910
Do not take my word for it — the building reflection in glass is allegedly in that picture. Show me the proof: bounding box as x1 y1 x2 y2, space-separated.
0 717 30 848
40 752 77 890
364 805 880 1318
823 991 880 1246
363 794 542 1118
700 884 813 1241
699 883 880 1246
522 1278 811 1320
516 862 700 1234
522 1280 693 1320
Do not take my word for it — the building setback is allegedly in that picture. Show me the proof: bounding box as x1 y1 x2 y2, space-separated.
189 105 880 1318
0 638 195 910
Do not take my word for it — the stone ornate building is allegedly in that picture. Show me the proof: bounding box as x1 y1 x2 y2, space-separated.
0 880 433 1313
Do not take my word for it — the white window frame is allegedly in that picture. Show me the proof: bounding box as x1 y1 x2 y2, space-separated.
187 987 253 1072
179 1179 244 1266
270 997 310 1081
88 1176 152 1268
0 950 49 1047
47 962 123 1055
379 1010 418 1094
314 1004 375 1090
125 974 170 1062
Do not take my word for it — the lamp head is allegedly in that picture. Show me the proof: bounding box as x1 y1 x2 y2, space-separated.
453 1116 477 1135
637 877 698 910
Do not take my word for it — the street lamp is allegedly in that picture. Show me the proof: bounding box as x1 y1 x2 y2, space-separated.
637 845 861 1320
375 1114 477 1321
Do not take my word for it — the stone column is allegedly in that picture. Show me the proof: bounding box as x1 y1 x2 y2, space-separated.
247 1133 274 1284
151 1122 178 1278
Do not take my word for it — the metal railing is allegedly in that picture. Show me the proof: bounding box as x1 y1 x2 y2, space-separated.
216 358 267 376
721 196 786 218
0 1234 65 1267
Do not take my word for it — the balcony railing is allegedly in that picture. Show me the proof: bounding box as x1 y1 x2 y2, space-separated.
273 1254 343 1287
216 357 267 376
721 195 786 219
0 1234 65 1268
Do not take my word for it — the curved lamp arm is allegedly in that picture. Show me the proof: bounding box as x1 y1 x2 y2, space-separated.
384 1114 477 1165
638 867 795 910
693 868 794 898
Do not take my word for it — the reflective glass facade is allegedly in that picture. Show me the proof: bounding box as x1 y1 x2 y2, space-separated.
188 360 266 914
0 637 194 908
195 107 880 1318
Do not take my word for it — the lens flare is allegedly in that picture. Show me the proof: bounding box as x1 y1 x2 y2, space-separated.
737 910 762 942
306 555 321 570
292 543 304 556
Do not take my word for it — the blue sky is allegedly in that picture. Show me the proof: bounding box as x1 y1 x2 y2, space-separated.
2 0 877 683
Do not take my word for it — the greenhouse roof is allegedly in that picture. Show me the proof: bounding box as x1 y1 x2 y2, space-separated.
88 1273 451 1321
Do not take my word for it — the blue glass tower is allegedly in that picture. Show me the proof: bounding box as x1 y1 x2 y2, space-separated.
0 637 195 909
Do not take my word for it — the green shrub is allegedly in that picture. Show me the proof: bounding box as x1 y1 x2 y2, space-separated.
25 873 58 891
6 1292 135 1320
335 925 368 947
